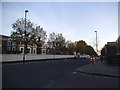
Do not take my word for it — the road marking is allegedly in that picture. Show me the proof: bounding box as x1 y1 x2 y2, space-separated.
72 72 77 74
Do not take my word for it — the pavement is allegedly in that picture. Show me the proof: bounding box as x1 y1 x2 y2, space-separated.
77 60 120 78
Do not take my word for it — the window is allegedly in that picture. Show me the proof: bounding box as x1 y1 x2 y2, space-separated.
12 42 15 46
43 50 45 53
12 47 15 51
27 48 30 53
20 48 23 53
34 49 36 54
9 42 11 45
8 47 10 51
11 42 12 45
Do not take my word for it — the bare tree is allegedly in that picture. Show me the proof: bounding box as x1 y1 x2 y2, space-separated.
66 40 76 55
31 25 47 54
47 32 65 54
11 18 47 54
11 18 34 53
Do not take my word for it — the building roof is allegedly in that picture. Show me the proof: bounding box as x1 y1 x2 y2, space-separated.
0 35 10 40
116 36 120 43
107 42 116 46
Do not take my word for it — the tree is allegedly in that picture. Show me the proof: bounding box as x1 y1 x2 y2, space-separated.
11 18 47 54
101 47 106 56
47 32 66 54
31 26 47 54
65 40 76 55
84 45 97 56
76 40 87 54
75 40 97 56
11 18 34 53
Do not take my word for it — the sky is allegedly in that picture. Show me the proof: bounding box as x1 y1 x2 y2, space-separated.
1 1 118 51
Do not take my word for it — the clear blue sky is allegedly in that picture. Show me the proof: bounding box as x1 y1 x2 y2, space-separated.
1 2 118 51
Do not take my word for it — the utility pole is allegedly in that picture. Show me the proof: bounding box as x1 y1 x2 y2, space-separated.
23 10 29 63
53 41 56 59
94 31 98 54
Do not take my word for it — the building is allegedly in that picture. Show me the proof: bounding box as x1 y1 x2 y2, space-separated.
19 43 37 54
104 41 120 63
104 42 116 63
7 37 17 54
41 43 47 54
0 34 47 54
0 35 9 54
17 42 47 54
116 36 120 58
105 42 116 58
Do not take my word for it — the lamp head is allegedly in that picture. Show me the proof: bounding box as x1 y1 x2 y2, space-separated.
25 10 29 13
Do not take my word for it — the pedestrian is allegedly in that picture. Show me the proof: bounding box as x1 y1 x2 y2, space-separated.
100 55 103 63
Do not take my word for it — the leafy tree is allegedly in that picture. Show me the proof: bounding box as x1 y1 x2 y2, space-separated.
75 40 97 56
84 45 97 56
76 40 87 54
101 47 105 56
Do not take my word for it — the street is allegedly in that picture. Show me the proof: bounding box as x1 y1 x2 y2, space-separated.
2 59 118 88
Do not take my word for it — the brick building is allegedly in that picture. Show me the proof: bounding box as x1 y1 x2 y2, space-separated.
0 35 9 54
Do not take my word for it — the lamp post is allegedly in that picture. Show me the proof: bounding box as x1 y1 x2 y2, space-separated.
94 31 98 54
23 10 29 63
53 41 56 59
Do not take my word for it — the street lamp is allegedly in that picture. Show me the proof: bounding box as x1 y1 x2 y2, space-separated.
53 41 56 59
23 10 29 63
94 31 98 54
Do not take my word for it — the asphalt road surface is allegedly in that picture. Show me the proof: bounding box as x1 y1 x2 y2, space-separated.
2 59 118 88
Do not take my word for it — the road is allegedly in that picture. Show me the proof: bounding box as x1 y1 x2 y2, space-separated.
2 59 118 88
